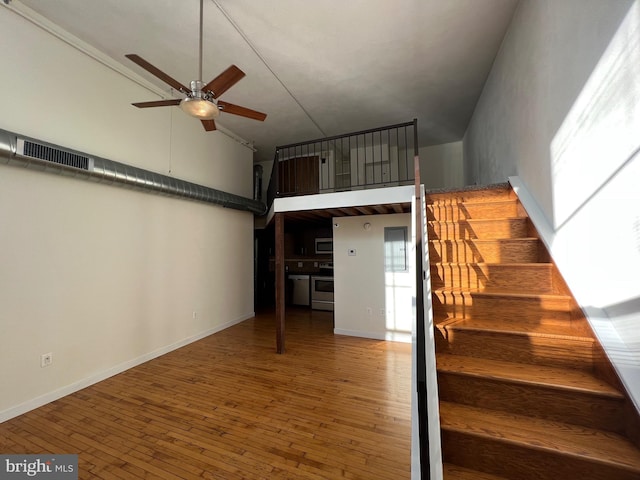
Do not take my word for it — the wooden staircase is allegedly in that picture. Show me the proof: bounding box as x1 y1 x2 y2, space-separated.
426 184 640 480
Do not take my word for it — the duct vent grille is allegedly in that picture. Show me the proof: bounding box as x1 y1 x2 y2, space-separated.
19 139 90 170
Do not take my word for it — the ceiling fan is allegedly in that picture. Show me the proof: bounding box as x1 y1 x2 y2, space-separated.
126 0 266 132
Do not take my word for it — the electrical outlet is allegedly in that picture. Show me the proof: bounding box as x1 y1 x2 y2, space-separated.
41 352 53 368
348 248 356 256
366 307 372 315
379 308 385 316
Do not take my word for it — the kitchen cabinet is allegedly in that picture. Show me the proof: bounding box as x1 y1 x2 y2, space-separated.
268 258 325 274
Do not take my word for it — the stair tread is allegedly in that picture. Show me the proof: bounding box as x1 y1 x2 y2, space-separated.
436 317 592 341
443 463 511 480
436 353 623 398
425 184 512 202
460 198 518 206
429 217 526 224
429 198 516 205
440 401 640 471
433 262 552 268
434 287 570 301
429 237 539 242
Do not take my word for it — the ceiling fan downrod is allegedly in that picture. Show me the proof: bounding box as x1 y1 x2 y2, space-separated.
198 0 205 83
178 0 219 120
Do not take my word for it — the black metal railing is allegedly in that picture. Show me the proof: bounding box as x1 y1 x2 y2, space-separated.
266 120 417 208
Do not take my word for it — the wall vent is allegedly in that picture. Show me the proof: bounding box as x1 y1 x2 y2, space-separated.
17 138 92 171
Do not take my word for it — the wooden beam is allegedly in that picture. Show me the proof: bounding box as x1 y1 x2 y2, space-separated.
392 203 405 214
275 212 285 354
337 207 356 216
372 205 389 214
313 209 333 218
285 211 315 222
354 205 375 215
326 208 345 217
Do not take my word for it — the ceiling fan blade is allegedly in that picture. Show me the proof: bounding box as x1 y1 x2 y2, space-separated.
201 119 217 131
218 101 267 121
132 99 182 108
203 65 246 98
126 54 189 93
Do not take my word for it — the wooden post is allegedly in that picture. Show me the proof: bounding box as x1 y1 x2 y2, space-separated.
275 212 285 353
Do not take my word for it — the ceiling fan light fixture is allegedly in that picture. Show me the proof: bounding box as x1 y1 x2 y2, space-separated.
126 0 266 132
179 97 220 120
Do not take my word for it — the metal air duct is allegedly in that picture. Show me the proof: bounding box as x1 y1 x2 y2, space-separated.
0 128 267 215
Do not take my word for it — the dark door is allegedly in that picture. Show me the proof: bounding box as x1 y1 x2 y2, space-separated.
278 156 319 196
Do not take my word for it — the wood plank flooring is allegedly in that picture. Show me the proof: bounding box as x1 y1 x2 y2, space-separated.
0 309 412 479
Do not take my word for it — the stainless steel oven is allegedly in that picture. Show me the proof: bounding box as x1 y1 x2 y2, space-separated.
311 276 334 311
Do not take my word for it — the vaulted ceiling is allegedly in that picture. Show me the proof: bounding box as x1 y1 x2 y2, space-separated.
15 0 519 164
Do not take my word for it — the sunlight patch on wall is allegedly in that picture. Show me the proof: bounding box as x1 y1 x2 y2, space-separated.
384 272 413 341
550 2 640 229
384 226 412 341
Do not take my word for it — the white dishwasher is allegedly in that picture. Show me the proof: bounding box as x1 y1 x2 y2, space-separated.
289 274 310 306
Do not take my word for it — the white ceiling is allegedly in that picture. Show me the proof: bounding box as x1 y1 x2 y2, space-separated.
16 0 519 164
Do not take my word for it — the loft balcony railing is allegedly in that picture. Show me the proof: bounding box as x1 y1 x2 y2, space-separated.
266 120 417 208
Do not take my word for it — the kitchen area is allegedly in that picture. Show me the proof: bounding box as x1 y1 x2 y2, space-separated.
254 221 334 312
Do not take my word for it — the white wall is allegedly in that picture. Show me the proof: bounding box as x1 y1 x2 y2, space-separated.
333 213 413 342
463 0 640 408
419 141 464 190
0 6 255 419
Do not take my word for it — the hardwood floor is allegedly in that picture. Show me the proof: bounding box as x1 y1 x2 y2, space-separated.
0 309 412 479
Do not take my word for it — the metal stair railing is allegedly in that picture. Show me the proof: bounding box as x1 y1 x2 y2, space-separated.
265 120 417 210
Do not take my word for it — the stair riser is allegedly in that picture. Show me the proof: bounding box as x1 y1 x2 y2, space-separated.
441 430 639 480
436 328 595 370
429 239 541 263
428 219 528 240
426 187 513 205
433 293 572 325
438 373 625 434
443 463 509 480
431 264 554 293
427 201 520 222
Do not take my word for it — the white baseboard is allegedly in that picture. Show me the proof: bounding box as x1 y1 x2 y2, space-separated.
0 312 254 423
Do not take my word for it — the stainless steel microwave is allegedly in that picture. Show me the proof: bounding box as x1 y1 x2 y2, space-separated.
315 237 333 254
